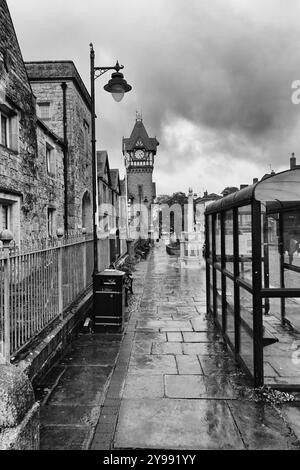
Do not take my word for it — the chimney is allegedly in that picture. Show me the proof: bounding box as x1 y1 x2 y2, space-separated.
240 184 248 190
290 152 296 170
253 178 258 184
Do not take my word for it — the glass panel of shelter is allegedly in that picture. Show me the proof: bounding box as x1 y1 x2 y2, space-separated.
261 202 300 386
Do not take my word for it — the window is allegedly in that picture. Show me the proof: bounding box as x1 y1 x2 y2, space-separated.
37 102 51 120
46 143 56 176
0 203 10 231
0 193 21 245
1 113 10 147
0 102 18 151
47 208 55 237
83 120 90 155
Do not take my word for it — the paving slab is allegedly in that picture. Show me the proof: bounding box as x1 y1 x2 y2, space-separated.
183 332 215 343
199 355 242 375
281 405 300 442
137 320 193 331
128 354 178 375
183 342 227 355
167 332 183 342
123 375 164 399
176 355 203 375
135 331 167 342
40 426 91 450
114 398 244 450
40 405 100 426
228 401 300 449
47 365 112 405
164 375 206 398
151 342 183 355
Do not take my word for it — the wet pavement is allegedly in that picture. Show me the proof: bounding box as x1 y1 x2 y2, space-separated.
36 243 300 450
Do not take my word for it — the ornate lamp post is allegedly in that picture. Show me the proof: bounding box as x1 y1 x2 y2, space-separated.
90 43 132 274
90 43 132 323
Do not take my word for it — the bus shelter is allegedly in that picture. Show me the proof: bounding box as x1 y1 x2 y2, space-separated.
205 169 300 388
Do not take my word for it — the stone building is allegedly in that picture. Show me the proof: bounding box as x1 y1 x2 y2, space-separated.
123 116 159 239
25 61 93 235
97 151 127 267
0 0 92 244
0 0 66 245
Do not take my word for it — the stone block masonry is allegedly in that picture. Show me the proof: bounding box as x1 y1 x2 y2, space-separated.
0 365 39 450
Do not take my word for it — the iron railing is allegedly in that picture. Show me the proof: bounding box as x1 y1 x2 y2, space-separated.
0 234 93 363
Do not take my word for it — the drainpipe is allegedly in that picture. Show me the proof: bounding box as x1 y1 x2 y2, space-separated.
61 82 68 234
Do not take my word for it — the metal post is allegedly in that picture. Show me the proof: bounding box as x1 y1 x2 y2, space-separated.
0 231 13 364
205 214 211 314
279 211 286 325
212 214 217 320
221 211 226 334
83 232 87 289
3 250 10 363
57 236 63 321
252 200 264 387
90 44 98 278
61 82 69 235
233 208 240 355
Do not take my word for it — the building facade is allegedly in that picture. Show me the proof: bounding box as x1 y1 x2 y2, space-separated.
97 151 127 268
0 1 93 245
0 0 67 245
25 61 93 235
123 116 159 239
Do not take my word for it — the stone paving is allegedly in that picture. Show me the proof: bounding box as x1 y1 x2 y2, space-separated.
36 243 300 450
35 259 148 450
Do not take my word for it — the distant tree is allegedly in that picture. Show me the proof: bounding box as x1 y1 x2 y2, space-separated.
221 187 239 197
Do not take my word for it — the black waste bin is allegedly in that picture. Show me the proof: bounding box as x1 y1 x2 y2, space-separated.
93 269 125 332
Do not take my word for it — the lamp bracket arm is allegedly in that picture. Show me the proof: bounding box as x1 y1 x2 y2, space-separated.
94 63 124 80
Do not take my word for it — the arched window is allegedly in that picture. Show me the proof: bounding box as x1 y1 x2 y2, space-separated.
82 191 92 232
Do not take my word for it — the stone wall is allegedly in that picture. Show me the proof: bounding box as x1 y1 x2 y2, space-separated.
0 365 39 450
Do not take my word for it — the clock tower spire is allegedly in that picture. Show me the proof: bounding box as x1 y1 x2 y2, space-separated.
123 116 159 238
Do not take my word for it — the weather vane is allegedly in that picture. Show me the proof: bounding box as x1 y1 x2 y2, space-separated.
136 110 143 122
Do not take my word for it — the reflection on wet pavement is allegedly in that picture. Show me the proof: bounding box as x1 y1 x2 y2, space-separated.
36 244 300 450
112 245 300 450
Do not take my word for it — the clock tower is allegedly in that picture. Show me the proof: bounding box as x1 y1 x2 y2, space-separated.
123 115 159 239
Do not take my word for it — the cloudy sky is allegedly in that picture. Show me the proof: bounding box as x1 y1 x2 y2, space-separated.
8 0 300 196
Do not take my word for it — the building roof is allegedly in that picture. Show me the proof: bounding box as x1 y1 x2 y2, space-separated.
205 168 300 214
25 61 91 110
196 192 222 203
97 151 111 185
123 119 159 153
37 118 64 148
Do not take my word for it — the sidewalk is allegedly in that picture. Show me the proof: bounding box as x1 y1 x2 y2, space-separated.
35 259 148 450
37 244 300 450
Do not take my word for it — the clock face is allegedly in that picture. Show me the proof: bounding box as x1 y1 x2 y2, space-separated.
134 150 145 160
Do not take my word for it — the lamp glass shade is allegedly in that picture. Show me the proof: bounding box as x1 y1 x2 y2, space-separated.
112 90 125 102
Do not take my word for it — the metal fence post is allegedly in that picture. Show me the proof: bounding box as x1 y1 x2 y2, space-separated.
57 230 64 321
82 229 87 288
0 230 14 364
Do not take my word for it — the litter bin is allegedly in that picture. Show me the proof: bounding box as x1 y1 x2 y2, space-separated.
93 269 125 332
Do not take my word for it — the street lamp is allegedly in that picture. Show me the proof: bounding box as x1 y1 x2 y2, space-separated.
90 43 132 280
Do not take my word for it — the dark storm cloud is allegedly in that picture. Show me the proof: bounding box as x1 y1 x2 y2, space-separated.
8 0 300 193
